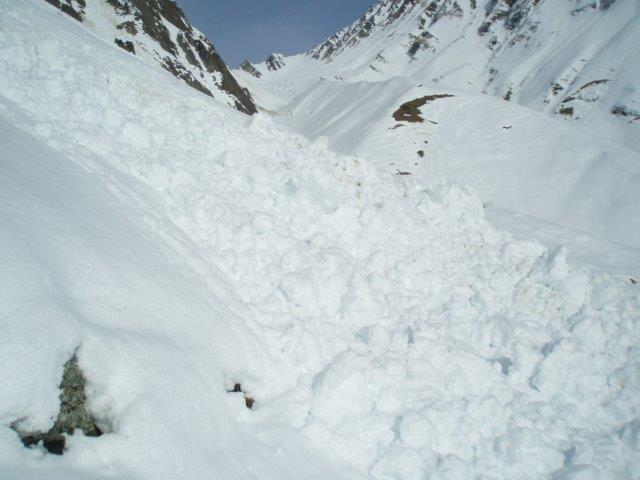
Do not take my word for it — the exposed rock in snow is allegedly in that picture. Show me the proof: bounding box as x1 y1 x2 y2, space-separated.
238 0 640 152
239 60 262 78
265 53 286 71
309 0 421 62
391 93 454 122
41 0 256 114
13 356 102 455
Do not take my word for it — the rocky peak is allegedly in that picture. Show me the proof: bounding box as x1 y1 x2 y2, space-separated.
42 0 256 114
295 0 638 152
309 0 421 62
265 53 286 71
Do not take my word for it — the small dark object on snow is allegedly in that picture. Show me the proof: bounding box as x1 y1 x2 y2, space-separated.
502 125 512 129
115 38 135 54
227 383 255 410
417 150 425 158
630 277 637 285
611 105 640 121
559 106 574 117
396 170 412 176
392 94 453 123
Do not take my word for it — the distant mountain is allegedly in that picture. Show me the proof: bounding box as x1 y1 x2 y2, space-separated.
233 0 640 250
239 0 639 150
43 0 256 114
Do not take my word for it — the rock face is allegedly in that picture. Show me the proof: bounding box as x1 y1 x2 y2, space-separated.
42 0 256 114
239 60 262 78
265 53 286 71
13 355 102 455
309 0 420 61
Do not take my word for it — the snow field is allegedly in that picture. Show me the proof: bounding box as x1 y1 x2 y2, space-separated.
0 108 343 480
276 76 640 269
1 1 640 479
239 0 640 153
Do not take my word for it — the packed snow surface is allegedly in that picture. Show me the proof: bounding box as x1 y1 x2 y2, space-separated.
1 1 640 480
276 77 640 256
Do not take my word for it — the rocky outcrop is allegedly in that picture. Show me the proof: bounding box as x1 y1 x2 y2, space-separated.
265 53 286 71
12 355 102 455
309 0 420 61
392 94 454 122
42 0 256 114
239 60 262 78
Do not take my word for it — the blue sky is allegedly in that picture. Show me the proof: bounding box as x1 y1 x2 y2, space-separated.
178 0 376 67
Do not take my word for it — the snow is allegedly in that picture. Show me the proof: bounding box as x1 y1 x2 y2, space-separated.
78 0 244 110
235 0 640 277
1 1 640 479
245 0 640 153
0 100 343 480
275 77 640 259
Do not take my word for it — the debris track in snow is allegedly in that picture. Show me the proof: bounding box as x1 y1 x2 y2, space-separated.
1 1 639 479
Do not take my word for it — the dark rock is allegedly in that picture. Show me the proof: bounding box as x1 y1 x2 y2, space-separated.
226 383 255 410
559 106 574 116
309 0 420 61
115 38 135 54
392 94 454 123
44 0 86 22
239 60 262 78
162 57 213 96
599 0 617 10
478 21 492 36
551 83 564 95
44 0 257 115
13 355 102 455
176 33 199 68
117 21 138 35
266 54 286 71
611 105 640 121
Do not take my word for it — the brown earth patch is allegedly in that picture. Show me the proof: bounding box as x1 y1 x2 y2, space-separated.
392 94 454 123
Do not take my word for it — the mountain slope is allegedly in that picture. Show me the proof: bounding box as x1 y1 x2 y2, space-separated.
41 0 256 114
277 77 640 253
234 0 640 258
238 0 639 151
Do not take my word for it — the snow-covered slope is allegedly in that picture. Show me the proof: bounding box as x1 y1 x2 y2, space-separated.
238 0 639 151
2 1 640 479
234 0 640 259
0 103 339 480
41 0 256 114
278 77 640 253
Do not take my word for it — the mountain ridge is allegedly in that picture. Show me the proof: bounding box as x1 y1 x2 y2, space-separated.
43 0 256 114
239 0 639 151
